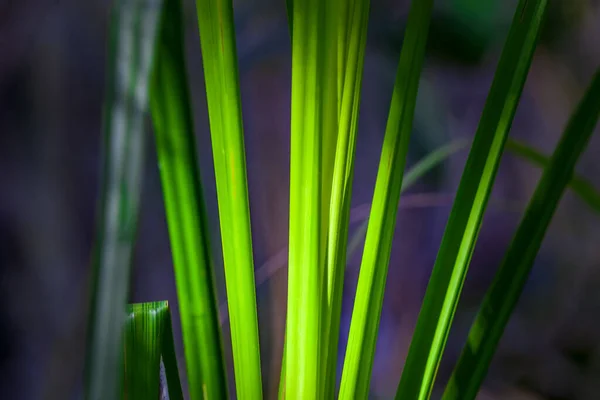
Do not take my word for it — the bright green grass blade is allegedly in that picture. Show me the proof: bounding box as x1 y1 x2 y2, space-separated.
322 1 370 398
284 0 334 397
395 1 548 399
339 0 434 398
194 0 262 397
443 69 600 400
123 301 184 400
506 138 600 212
85 1 162 398
319 0 341 330
149 0 228 398
281 2 340 396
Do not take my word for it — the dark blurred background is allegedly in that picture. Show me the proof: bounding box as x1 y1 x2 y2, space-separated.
1 0 600 399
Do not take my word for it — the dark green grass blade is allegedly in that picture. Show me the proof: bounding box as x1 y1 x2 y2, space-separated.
150 0 228 398
85 1 162 398
339 0 434 398
123 303 163 400
346 137 600 261
194 0 263 397
506 139 600 212
395 1 548 399
123 301 183 400
160 307 184 400
443 69 600 400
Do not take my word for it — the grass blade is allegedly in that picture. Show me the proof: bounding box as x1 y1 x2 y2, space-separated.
339 0 434 398
395 1 548 399
346 137 600 261
149 0 228 397
85 1 162 398
322 1 370 397
443 69 600 400
194 0 263 397
160 305 185 400
507 138 600 212
284 0 332 397
123 301 184 400
123 303 162 400
281 2 342 396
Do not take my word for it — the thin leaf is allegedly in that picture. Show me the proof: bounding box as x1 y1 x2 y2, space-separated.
395 1 548 399
321 0 370 397
339 0 434 398
284 0 332 397
85 1 162 398
149 0 228 397
123 301 184 400
506 138 600 212
345 137 600 262
161 305 185 400
443 69 600 400
194 0 263 397
318 2 342 387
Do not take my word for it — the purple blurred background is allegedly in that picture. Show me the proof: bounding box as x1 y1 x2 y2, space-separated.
1 0 600 399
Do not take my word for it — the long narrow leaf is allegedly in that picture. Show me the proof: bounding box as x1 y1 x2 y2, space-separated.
123 303 162 400
194 0 263 397
443 69 600 400
284 0 332 397
149 0 228 397
322 1 370 397
160 304 185 400
339 0 434 398
395 1 548 399
346 137 600 261
85 1 161 398
506 139 600 212
317 6 342 394
123 301 184 400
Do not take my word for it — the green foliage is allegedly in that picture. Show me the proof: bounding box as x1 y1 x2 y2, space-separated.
123 302 183 400
340 0 434 398
194 0 263 397
506 139 600 212
443 69 600 400
85 1 162 398
346 137 600 263
284 0 333 397
151 0 228 397
87 0 599 399
396 1 548 398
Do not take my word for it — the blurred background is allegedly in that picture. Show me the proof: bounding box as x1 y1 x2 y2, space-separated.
1 0 600 399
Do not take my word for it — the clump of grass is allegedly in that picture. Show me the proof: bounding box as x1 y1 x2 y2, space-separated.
84 0 600 399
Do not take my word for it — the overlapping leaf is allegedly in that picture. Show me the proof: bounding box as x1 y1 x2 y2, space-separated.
85 1 162 398
396 1 549 399
123 301 183 400
150 0 228 397
443 69 600 400
339 0 434 398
